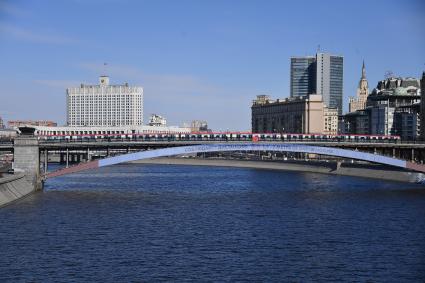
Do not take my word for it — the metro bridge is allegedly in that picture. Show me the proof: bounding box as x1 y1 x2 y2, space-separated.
3 129 425 188
2 138 425 165
2 138 425 162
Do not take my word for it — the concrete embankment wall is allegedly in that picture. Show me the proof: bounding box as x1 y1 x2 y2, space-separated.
132 158 425 184
0 173 35 208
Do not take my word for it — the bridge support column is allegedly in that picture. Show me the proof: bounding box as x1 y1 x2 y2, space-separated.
44 150 48 174
13 130 42 191
336 161 342 171
411 148 415 162
87 147 90 161
66 148 69 168
392 148 396 158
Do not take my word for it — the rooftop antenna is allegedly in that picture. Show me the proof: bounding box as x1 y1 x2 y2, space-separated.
384 70 394 79
102 62 108 76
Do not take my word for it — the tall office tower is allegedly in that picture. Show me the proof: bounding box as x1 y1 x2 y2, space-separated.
290 56 316 98
67 76 143 127
316 53 344 115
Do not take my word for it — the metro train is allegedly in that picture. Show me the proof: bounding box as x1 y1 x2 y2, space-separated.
36 131 401 143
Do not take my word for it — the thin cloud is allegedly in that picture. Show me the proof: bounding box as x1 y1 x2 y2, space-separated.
78 62 222 95
0 23 78 45
33 79 83 89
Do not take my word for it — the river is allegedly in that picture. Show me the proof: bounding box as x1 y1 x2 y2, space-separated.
1 164 425 281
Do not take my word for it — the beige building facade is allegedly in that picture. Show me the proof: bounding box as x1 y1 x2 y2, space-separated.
323 107 338 135
251 94 325 134
349 61 369 113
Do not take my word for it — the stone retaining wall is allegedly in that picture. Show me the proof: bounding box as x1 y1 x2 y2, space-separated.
0 173 36 208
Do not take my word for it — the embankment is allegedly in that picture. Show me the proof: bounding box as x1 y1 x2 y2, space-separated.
0 173 36 207
131 158 425 184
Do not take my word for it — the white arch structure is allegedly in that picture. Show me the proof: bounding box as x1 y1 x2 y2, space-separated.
45 143 425 179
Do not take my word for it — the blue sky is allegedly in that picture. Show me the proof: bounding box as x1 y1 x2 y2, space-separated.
0 0 424 130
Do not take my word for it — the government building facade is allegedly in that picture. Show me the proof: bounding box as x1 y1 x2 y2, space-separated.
66 76 143 127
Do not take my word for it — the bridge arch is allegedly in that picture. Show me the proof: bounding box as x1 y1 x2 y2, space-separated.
45 143 425 179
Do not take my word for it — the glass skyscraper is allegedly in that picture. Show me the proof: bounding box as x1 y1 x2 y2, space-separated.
290 53 343 115
290 56 316 98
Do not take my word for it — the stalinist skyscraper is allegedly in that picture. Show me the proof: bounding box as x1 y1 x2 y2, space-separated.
349 61 369 113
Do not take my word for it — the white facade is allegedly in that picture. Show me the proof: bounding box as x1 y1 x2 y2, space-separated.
67 76 143 127
148 114 167 127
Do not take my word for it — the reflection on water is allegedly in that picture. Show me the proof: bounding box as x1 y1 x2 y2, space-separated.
1 164 425 282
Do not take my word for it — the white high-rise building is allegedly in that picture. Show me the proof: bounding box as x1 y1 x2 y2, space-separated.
316 53 344 115
67 76 143 127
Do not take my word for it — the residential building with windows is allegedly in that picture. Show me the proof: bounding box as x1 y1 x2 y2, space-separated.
323 107 338 135
66 76 143 127
343 110 369 135
367 77 421 137
251 94 325 134
343 76 421 140
191 120 210 132
148 114 167 127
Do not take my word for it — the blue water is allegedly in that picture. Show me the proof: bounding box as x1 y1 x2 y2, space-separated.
1 164 425 282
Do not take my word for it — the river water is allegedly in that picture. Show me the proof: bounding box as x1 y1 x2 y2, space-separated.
1 164 425 282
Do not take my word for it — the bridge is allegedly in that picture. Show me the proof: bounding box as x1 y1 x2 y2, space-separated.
44 143 425 179
2 138 425 163
3 129 425 189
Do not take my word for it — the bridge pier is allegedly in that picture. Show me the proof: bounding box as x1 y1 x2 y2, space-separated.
43 150 48 174
13 128 42 191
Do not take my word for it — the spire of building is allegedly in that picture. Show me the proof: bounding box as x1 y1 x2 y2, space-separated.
362 60 366 79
